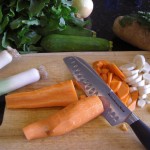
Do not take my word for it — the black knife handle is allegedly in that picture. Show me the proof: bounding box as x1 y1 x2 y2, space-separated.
130 119 150 150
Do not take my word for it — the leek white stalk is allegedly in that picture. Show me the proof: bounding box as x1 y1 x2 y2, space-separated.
0 46 20 69
0 66 48 96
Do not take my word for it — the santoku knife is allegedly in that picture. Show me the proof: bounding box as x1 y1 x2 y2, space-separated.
64 56 150 150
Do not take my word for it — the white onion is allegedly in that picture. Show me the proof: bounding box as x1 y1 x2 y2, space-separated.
72 0 94 19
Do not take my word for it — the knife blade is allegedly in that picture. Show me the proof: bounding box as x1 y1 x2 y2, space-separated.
64 56 150 149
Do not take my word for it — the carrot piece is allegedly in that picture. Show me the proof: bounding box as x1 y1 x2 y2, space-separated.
23 96 104 140
6 80 78 109
101 73 108 83
130 91 139 102
127 91 139 111
116 82 129 100
99 60 110 68
79 94 87 100
120 94 131 106
128 100 137 112
93 61 103 69
107 72 113 85
110 80 122 93
101 68 109 74
112 75 122 81
109 63 125 81
73 80 82 90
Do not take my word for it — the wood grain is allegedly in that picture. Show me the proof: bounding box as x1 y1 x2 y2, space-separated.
0 51 150 150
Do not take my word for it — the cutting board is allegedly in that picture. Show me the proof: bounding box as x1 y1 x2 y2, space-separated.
0 51 150 150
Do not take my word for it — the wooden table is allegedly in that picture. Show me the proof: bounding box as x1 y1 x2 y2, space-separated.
0 51 150 150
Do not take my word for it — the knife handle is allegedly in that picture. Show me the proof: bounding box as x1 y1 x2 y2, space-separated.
130 119 150 150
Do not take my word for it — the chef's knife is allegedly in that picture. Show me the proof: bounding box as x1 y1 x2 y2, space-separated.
64 56 150 150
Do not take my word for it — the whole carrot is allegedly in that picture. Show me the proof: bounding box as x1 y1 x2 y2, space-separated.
6 80 78 108
23 96 104 140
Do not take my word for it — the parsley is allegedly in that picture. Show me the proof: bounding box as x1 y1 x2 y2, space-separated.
120 11 150 31
0 0 89 52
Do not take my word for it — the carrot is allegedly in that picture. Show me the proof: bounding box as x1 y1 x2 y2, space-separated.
109 63 125 81
110 80 122 93
128 100 137 112
127 91 139 111
23 96 104 140
6 80 78 109
107 72 113 85
130 91 139 102
101 73 108 83
100 60 110 68
79 94 87 100
101 68 109 74
73 80 82 90
116 82 129 100
112 75 122 81
120 94 131 106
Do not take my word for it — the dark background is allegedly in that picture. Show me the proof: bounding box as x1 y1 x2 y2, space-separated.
90 0 150 50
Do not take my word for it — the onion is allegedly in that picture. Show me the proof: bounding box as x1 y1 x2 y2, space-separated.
72 0 94 19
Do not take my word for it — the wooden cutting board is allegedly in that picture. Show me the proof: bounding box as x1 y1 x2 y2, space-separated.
0 51 150 150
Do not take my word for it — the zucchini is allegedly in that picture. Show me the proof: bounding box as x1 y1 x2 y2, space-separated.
41 34 113 52
38 25 96 37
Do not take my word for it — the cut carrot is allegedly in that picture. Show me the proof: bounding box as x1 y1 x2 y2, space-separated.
112 75 122 81
127 91 139 111
93 61 103 69
109 63 125 81
120 94 131 106
73 80 82 90
101 73 108 83
23 96 104 140
128 100 137 112
101 68 109 74
79 94 87 100
130 91 139 102
6 80 78 109
110 80 122 93
107 72 113 85
116 82 129 100
100 60 110 68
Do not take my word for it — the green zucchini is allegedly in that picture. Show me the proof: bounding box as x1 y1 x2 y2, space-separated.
41 34 113 52
38 25 96 37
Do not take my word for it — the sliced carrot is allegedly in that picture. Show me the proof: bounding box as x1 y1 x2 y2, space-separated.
128 100 137 112
6 80 78 109
99 60 110 68
93 61 103 69
130 91 139 102
116 82 129 100
101 68 109 74
127 91 139 111
79 94 87 100
112 75 122 81
101 73 108 83
73 80 82 90
110 80 122 93
120 94 131 106
23 96 104 140
109 63 125 81
107 72 113 85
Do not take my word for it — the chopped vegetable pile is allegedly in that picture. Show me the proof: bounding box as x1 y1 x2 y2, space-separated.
0 0 90 53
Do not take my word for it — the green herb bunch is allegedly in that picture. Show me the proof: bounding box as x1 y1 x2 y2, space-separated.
0 0 89 52
120 11 150 31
